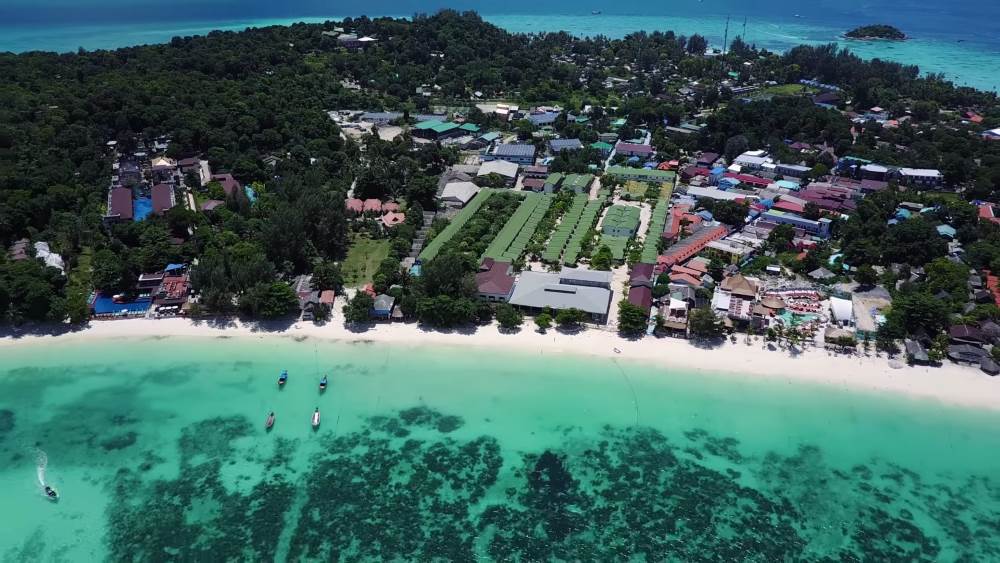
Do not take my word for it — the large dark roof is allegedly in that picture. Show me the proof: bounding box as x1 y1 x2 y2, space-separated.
494 144 536 158
110 187 133 220
152 183 174 214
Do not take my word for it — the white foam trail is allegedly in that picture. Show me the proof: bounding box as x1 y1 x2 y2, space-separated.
36 449 48 488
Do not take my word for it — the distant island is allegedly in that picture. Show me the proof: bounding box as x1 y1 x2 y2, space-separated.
845 24 906 41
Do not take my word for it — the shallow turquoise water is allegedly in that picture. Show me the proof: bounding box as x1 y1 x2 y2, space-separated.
1 335 999 560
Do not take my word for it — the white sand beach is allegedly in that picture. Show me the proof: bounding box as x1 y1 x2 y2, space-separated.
4 313 999 412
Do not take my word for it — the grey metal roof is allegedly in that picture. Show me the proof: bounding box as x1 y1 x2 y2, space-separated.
494 143 536 157
373 294 395 310
509 271 611 315
559 267 612 287
549 138 583 152
361 111 403 121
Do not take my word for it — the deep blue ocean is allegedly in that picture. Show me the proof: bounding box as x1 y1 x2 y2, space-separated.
1 0 998 91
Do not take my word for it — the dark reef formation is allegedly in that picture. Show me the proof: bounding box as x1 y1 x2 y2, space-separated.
94 406 1000 561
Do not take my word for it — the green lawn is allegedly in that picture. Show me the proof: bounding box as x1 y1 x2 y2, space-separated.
342 236 392 287
758 83 818 97
67 246 93 294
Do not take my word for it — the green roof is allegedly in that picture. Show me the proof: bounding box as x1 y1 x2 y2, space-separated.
606 166 676 181
602 205 640 233
563 174 594 192
460 123 481 132
544 173 564 187
611 118 627 128
591 141 613 150
415 120 459 133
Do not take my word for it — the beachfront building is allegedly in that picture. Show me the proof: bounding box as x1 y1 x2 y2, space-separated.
509 267 613 323
483 143 536 166
476 258 516 302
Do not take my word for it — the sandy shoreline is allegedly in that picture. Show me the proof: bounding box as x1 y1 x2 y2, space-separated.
4 314 1000 411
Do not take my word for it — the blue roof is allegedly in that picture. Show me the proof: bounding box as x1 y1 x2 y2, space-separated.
165 263 185 272
937 224 957 237
895 208 912 220
244 185 257 203
528 111 559 125
711 166 726 174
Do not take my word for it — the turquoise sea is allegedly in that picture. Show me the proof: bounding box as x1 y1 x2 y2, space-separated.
1 2 1000 92
2 335 1000 560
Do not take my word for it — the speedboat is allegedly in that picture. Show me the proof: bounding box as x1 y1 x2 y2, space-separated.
265 412 275 430
278 370 288 387
44 486 58 501
311 408 321 429
319 376 328 392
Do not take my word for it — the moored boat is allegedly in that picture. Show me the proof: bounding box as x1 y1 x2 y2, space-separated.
311 408 321 428
44 486 58 501
319 376 328 391
265 411 275 430
278 370 288 387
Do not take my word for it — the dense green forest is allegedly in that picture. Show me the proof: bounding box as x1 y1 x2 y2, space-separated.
1 10 999 325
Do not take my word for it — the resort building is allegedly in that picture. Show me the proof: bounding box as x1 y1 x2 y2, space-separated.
413 120 462 140
561 173 594 194
509 267 613 323
602 205 641 238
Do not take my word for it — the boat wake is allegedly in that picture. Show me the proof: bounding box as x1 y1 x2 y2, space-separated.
36 449 48 489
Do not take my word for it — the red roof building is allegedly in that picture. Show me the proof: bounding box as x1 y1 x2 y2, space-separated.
772 199 805 214
363 199 382 213
979 203 1000 226
476 258 516 301
152 183 175 214
381 212 406 228
658 224 728 268
211 173 241 196
627 285 653 311
346 198 364 214
382 201 401 213
723 172 770 188
109 187 134 221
